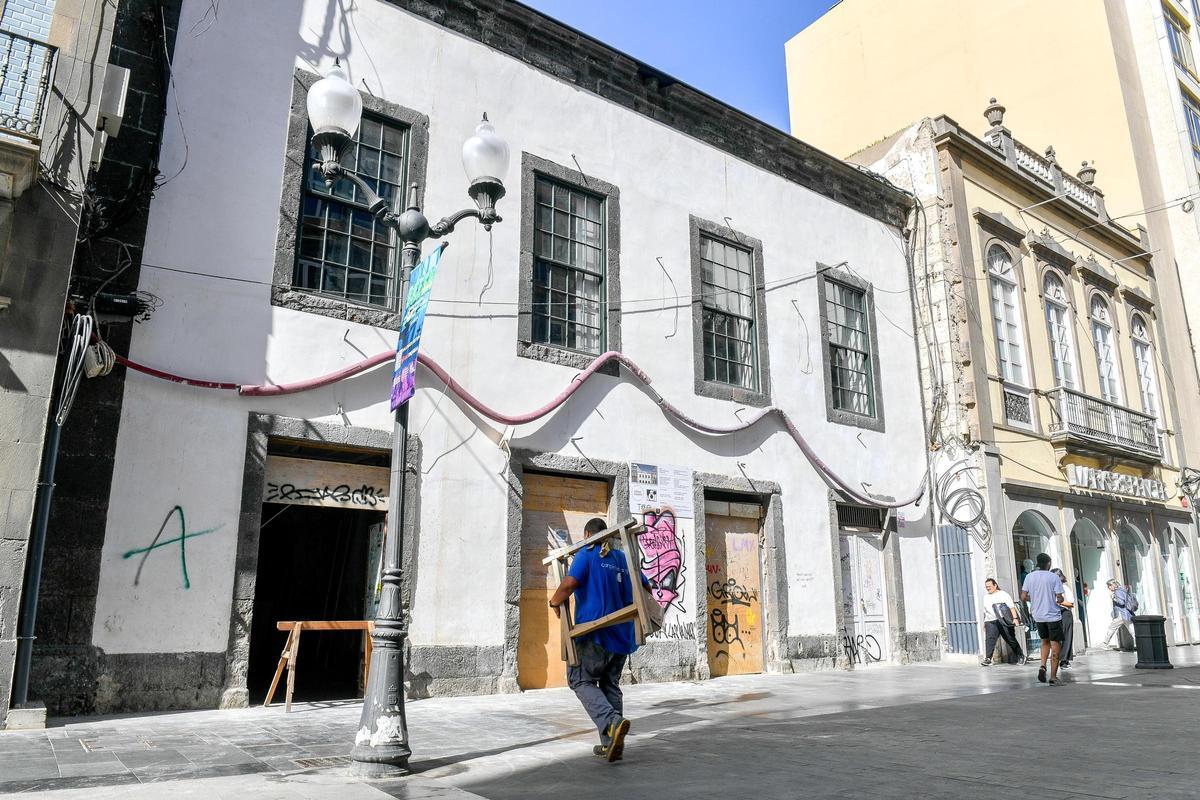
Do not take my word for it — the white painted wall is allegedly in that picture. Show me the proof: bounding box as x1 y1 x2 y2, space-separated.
90 0 934 657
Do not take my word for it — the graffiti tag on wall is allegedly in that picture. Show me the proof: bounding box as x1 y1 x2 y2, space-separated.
265 482 384 507
122 505 222 589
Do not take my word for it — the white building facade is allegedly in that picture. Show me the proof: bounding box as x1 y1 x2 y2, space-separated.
41 0 941 712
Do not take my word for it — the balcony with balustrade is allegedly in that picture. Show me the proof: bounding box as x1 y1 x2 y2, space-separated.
1045 386 1162 465
0 29 56 200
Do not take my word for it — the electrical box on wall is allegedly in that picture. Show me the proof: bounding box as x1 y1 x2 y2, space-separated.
90 64 131 168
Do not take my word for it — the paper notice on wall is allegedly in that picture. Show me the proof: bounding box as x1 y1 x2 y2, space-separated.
629 462 696 640
629 462 694 519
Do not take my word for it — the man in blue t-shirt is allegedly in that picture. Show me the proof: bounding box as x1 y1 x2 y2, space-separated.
549 517 646 763
1021 552 1066 686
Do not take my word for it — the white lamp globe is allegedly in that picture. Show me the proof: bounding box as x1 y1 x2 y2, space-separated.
307 62 362 138
462 114 510 185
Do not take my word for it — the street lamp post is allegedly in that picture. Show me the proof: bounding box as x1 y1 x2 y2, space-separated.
305 63 510 778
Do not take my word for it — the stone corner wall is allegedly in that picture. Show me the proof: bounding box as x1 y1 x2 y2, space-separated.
786 634 844 672
405 645 503 699
903 631 944 663
30 646 225 716
626 638 699 684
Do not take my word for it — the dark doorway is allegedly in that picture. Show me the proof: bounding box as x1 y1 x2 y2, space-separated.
247 503 382 703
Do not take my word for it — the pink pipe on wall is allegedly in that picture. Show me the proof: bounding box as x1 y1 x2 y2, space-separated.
117 347 925 509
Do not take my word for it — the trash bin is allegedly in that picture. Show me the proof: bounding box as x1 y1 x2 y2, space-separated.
1132 614 1172 670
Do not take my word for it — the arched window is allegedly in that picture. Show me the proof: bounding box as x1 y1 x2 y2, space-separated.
1042 271 1077 389
1090 296 1122 403
1130 312 1159 419
987 245 1027 385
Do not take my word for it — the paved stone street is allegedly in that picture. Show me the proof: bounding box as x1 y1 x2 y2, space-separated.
2 647 1199 798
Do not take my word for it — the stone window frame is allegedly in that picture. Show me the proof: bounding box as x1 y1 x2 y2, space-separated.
689 216 772 406
517 152 622 373
271 69 430 330
816 265 884 432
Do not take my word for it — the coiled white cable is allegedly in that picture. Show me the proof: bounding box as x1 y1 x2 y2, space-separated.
56 314 94 426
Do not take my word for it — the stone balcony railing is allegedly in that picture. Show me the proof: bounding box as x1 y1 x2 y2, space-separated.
1045 386 1162 463
982 98 1108 223
0 29 56 141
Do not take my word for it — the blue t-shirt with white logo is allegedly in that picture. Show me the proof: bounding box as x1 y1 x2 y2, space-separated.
568 544 639 656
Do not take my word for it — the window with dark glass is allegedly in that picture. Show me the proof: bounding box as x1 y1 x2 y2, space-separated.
531 176 606 353
296 116 408 308
700 234 758 389
824 279 876 417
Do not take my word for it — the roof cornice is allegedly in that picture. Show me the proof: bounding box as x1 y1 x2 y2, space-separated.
382 0 912 228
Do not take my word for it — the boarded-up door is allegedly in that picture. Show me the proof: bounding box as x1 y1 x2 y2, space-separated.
517 473 610 689
705 502 764 677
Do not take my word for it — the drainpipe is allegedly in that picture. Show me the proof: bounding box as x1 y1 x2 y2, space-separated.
10 416 61 708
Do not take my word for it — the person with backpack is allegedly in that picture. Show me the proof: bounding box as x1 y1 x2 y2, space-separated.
980 578 1025 666
1102 578 1138 649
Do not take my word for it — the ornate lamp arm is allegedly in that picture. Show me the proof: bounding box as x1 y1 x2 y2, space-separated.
430 208 490 238
316 161 399 226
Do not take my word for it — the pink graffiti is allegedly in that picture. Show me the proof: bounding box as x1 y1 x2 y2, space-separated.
639 510 684 611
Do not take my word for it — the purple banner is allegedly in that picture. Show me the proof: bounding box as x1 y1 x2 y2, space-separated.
390 244 447 410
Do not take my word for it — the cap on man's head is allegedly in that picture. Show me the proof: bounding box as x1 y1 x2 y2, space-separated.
1036 552 1052 568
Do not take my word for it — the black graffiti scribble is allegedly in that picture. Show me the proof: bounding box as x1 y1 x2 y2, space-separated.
265 482 383 507
652 622 697 640
842 631 882 664
709 578 760 606
711 608 744 650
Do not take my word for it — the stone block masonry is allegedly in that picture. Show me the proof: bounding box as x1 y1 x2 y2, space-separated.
28 0 183 717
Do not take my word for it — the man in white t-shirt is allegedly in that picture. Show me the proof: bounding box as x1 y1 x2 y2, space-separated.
1021 553 1066 686
981 578 1026 666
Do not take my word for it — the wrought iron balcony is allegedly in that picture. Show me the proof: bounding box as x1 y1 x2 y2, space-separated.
0 30 56 140
1046 386 1162 463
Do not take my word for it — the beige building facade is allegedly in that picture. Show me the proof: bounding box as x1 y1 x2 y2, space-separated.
855 104 1200 657
786 0 1200 474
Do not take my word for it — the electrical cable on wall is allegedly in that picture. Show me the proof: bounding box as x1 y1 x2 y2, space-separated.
57 314 94 426
101 339 925 511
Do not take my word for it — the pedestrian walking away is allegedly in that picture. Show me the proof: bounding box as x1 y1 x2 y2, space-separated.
1021 553 1065 685
549 517 647 762
980 578 1025 666
1102 579 1138 650
1051 568 1075 669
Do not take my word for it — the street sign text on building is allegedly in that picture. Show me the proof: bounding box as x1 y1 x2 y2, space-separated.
1066 465 1167 501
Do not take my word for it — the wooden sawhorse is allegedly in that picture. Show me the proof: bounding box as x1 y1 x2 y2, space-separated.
264 620 375 712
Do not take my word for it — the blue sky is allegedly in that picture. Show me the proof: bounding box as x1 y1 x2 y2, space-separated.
519 0 839 132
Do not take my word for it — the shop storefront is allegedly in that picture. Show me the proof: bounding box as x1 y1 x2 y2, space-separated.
1001 470 1200 654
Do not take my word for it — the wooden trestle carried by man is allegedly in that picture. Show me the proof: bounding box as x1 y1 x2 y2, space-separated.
542 517 663 666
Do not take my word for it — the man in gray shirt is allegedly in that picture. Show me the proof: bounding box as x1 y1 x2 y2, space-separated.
1021 552 1066 685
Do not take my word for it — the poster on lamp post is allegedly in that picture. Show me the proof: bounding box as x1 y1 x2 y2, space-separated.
629 462 695 641
390 243 447 410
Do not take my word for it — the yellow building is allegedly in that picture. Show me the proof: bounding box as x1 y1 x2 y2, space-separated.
785 0 1200 466
856 104 1199 656
788 0 1200 656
